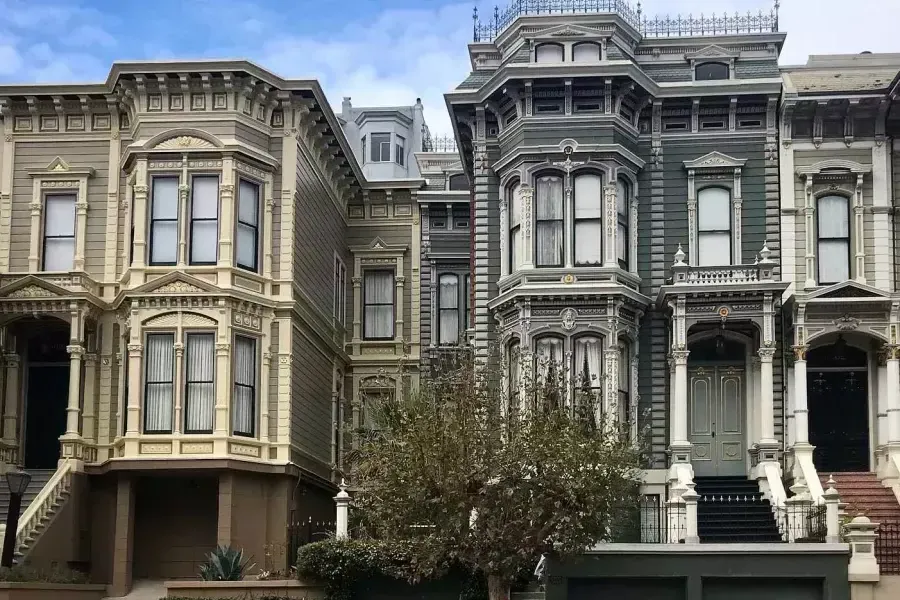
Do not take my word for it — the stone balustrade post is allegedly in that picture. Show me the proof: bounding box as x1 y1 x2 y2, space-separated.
682 485 700 544
785 480 813 542
823 476 841 544
667 481 687 543
334 480 350 540
846 516 880 583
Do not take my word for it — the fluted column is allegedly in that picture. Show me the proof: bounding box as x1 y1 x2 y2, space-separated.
27 194 42 272
73 195 88 271
173 342 184 434
887 345 900 444
605 340 620 424
260 352 271 445
64 344 84 436
758 345 776 444
126 343 143 436
671 350 690 446
81 353 98 442
603 183 617 268
215 342 231 436
2 352 19 447
793 345 809 445
499 196 509 277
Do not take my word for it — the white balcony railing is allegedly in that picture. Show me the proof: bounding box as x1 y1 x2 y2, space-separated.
670 242 776 286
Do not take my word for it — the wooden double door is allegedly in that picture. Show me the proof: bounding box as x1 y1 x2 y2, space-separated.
688 365 746 477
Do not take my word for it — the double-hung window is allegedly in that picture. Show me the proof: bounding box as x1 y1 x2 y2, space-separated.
334 257 347 326
464 274 471 330
236 180 260 272
697 187 732 266
395 135 405 166
144 333 175 433
233 335 257 437
509 183 522 272
573 174 603 265
43 194 76 271
817 195 850 284
363 270 394 340
535 175 564 267
190 175 219 264
438 273 460 345
370 133 391 163
149 177 179 265
184 333 215 434
616 179 630 268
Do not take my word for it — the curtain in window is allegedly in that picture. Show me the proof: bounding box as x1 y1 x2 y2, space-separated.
144 334 174 433
817 195 850 283
190 176 219 263
236 180 259 270
439 274 459 345
509 183 522 271
535 337 564 382
508 341 520 410
574 174 603 265
535 44 564 63
43 194 76 271
364 270 394 339
573 337 603 392
464 274 471 329
150 177 179 264
697 187 731 266
618 342 630 426
184 333 215 433
536 176 564 266
233 336 256 436
616 179 629 266
573 43 600 63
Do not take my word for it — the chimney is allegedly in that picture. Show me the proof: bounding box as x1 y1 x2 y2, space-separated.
341 97 352 115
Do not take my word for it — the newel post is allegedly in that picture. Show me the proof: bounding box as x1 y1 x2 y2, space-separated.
682 485 700 544
335 479 350 540
823 476 841 544
846 516 880 583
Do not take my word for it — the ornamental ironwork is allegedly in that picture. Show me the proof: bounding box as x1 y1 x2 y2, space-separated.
472 0 779 42
422 133 459 153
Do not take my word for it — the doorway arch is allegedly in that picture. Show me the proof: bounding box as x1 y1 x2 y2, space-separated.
807 335 869 472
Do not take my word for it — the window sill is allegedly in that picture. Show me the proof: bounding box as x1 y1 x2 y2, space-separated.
498 266 641 293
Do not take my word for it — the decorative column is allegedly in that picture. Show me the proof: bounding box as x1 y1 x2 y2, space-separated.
603 183 617 268
260 351 271 446
27 187 42 272
177 178 189 267
131 159 149 270
564 175 574 268
823 476 841 544
334 480 350 540
218 157 235 275
81 352 98 442
682 486 700 544
793 345 810 446
394 273 405 354
886 345 900 444
125 342 143 437
172 342 184 435
520 184 534 269
262 191 275 280
853 173 866 284
686 170 697 265
758 345 777 448
115 350 126 440
429 265 438 347
2 350 19 449
499 195 508 277
73 191 88 271
671 349 691 457
802 176 817 289
214 342 231 438
350 276 362 352
604 338 620 424
64 343 84 437
877 348 889 454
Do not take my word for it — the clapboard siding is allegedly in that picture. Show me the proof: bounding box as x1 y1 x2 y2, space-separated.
290 317 333 465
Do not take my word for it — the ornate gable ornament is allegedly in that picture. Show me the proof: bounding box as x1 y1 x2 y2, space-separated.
685 45 739 60
130 272 221 297
683 151 747 171
5 284 58 299
807 280 890 301
153 135 216 150
530 23 601 40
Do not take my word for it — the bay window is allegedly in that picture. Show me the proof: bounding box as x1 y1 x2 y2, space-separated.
189 175 219 264
236 179 260 272
535 175 564 267
508 340 520 412
616 179 630 268
573 173 603 265
364 270 394 340
233 335 257 437
149 177 179 265
396 135 405 166
618 342 630 427
184 332 215 434
508 182 522 272
817 194 850 284
438 273 460 345
144 333 174 433
573 336 603 402
697 187 732 266
370 133 391 162
42 194 76 271
535 337 564 410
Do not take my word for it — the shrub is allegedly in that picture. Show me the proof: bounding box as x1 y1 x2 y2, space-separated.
198 545 256 581
0 564 88 583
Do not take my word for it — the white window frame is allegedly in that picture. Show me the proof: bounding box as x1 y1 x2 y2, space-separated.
143 331 175 434
149 175 180 266
370 133 391 163
684 152 746 266
42 193 76 272
363 269 395 341
535 43 564 63
189 174 220 265
815 194 851 285
236 178 261 272
334 254 347 326
696 186 733 267
183 331 215 434
395 135 405 166
232 334 258 437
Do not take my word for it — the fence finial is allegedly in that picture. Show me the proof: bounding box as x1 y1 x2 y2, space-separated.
334 479 351 540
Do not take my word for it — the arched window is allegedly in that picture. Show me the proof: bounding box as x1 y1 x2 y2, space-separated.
572 42 601 63
535 43 564 63
817 195 850 284
535 175 564 267
616 178 630 269
697 187 732 266
695 62 729 81
438 273 460 345
573 336 603 411
574 173 603 265
535 337 564 410
448 174 468 191
508 181 523 272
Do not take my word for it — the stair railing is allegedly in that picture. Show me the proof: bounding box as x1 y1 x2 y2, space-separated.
761 462 789 539
14 459 74 552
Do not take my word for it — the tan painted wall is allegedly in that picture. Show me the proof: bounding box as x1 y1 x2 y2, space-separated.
27 474 90 568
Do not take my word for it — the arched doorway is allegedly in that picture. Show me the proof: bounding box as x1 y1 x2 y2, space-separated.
688 332 748 477
807 336 869 472
19 319 70 469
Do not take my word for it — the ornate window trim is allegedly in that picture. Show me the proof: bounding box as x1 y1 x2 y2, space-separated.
685 45 739 82
27 157 94 272
683 151 746 266
350 238 408 354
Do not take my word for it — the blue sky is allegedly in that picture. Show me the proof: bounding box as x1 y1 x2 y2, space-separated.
1 0 897 134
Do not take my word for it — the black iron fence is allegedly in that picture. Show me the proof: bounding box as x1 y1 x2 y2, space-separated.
472 0 778 42
286 517 335 571
876 521 900 574
778 502 826 543
614 495 686 543
422 134 459 153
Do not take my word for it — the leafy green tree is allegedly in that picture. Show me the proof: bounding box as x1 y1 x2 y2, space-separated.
349 352 643 600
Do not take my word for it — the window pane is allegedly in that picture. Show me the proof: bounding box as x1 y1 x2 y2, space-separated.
617 223 628 263
238 181 259 226
43 238 74 271
439 274 459 309
573 337 603 389
440 310 459 345
698 232 732 266
509 183 521 225
191 221 218 263
236 224 257 269
698 188 731 230
535 44 564 63
365 271 393 304
365 306 393 338
185 333 214 433
616 179 628 216
819 240 850 283
535 337 564 381
44 195 75 236
510 228 521 271
574 174 602 219
234 337 256 386
151 177 179 219
449 174 468 191
233 336 256 436
144 333 174 433
192 176 219 219
696 62 729 81
818 195 849 237
536 177 563 219
575 221 602 264
371 133 390 162
573 43 600 63
536 221 563 266
150 221 178 263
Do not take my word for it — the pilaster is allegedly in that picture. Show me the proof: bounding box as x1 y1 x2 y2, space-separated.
82 352 98 442
603 183 617 268
103 98 121 285
173 342 184 434
0 99 13 272
218 156 235 279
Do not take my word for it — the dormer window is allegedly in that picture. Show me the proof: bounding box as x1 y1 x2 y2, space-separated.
448 174 468 191
695 62 730 81
535 43 564 63
370 133 391 162
572 42 601 63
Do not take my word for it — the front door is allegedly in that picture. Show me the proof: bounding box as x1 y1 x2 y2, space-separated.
689 366 745 477
23 365 69 469
809 370 868 472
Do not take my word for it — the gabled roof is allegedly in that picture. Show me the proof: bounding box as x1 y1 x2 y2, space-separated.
805 280 892 301
127 271 221 296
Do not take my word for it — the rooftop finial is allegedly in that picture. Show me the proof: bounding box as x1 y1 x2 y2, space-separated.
637 1 642 20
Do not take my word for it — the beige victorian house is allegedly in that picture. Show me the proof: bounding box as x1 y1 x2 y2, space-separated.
0 60 421 594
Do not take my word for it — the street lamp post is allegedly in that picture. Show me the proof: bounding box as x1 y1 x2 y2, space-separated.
1 466 31 568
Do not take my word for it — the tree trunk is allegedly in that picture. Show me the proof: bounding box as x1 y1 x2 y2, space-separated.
487 573 510 600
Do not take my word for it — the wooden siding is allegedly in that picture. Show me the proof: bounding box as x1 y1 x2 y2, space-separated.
290 317 334 465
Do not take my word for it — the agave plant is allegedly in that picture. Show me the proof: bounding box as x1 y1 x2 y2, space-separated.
198 545 256 581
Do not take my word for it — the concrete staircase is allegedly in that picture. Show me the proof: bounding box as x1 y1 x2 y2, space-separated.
0 468 70 560
0 469 55 521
